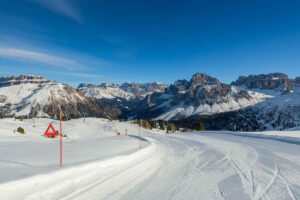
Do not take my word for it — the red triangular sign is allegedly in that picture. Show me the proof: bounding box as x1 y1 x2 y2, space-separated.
44 123 58 137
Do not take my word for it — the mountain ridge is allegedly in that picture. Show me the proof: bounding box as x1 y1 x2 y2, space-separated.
1 72 300 130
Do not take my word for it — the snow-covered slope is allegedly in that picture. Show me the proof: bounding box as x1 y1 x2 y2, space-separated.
1 119 300 199
247 88 300 130
228 73 300 130
0 79 110 119
155 88 269 121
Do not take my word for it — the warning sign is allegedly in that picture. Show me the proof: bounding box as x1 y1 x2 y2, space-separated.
44 124 58 137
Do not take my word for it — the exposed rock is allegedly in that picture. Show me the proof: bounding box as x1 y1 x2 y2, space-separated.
0 79 111 120
120 82 168 98
0 75 50 87
231 73 291 92
134 73 266 121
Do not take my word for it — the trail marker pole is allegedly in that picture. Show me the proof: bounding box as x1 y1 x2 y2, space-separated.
60 111 63 167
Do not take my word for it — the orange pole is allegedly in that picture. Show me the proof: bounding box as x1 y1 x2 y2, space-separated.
60 111 63 167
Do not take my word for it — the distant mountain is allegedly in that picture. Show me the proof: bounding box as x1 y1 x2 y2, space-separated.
78 82 168 100
78 83 134 100
0 75 50 87
231 73 291 94
134 73 269 120
120 82 168 99
0 75 111 119
78 82 168 119
177 73 300 131
2 72 300 131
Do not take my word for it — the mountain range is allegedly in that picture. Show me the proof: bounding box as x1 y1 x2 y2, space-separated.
0 73 299 131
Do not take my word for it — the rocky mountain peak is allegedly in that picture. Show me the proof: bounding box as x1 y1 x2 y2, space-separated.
190 73 220 88
120 82 168 98
0 75 50 87
231 73 291 92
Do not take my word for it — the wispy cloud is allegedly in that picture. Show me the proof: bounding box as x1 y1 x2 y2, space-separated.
0 47 82 70
32 0 82 22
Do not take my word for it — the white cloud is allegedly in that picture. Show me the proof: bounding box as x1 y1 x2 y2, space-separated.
0 47 81 69
32 0 82 22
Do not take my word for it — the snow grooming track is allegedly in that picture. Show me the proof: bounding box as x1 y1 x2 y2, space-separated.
0 137 161 200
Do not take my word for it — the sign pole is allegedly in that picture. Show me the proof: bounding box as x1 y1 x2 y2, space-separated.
60 111 63 167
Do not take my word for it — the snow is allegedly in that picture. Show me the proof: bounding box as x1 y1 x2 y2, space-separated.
155 87 271 121
81 85 134 100
0 118 149 184
1 118 300 199
155 94 269 121
0 83 86 117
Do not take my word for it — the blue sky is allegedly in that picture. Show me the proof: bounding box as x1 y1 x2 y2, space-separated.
0 0 300 86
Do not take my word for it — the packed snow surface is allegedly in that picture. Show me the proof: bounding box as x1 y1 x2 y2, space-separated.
1 118 300 200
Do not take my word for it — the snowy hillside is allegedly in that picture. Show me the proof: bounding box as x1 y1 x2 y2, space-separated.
228 73 300 130
0 76 110 119
155 88 269 121
136 73 270 121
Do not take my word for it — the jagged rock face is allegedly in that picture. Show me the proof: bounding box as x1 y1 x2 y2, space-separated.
190 73 220 88
78 83 134 100
135 73 266 121
78 81 168 119
231 73 291 92
78 82 168 100
173 80 190 93
120 82 168 99
0 75 50 87
0 80 111 120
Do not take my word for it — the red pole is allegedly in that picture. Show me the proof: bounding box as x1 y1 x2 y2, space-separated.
60 111 63 167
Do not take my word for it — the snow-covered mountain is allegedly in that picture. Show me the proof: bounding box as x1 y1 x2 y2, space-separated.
231 72 292 93
177 73 300 131
78 82 168 100
78 83 135 100
0 75 50 87
77 82 168 119
229 73 300 130
135 73 270 120
0 75 110 119
2 73 300 131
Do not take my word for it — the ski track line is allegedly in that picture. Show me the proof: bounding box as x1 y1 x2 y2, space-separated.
175 134 258 199
0 159 38 167
278 167 297 200
253 163 279 200
59 140 159 200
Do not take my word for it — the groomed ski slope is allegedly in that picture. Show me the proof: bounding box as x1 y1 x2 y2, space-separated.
1 118 300 200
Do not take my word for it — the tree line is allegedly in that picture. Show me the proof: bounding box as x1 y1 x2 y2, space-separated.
133 119 205 133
